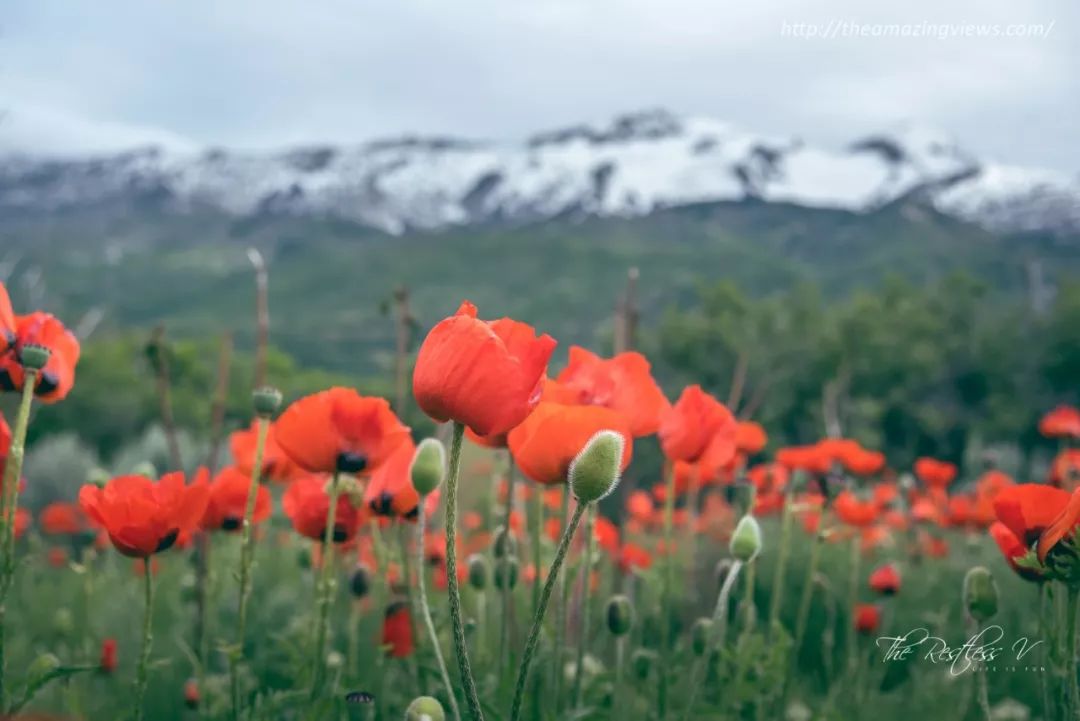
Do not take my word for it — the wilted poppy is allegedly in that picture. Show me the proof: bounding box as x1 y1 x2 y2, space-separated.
230 421 304 483
914 458 957 489
868 563 900 595
413 301 556 437
282 474 367 543
833 491 880 528
39 502 87 536
1039 405 1080 439
275 388 411 476
201 466 272 532
658 386 737 466
0 312 80 402
508 402 632 485
381 601 414 657
553 346 669 437
854 604 881 635
79 472 209 558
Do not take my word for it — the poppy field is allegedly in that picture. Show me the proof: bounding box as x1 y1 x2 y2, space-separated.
2 278 1080 721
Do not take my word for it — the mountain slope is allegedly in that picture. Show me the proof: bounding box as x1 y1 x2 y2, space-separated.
2 110 1078 235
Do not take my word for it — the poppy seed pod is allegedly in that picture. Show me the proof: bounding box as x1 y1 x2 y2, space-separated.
605 594 634 636
494 556 519 590
405 696 446 721
730 515 763 562
691 617 713 656
631 649 656 680
467 553 490 590
350 564 372 598
18 343 51 371
252 386 282 418
569 430 625 504
410 438 446 497
492 525 517 558
964 566 999 622
26 653 61 687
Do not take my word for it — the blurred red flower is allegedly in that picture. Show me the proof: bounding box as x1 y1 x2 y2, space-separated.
79 472 209 557
230 420 305 483
0 311 80 403
854 604 881 635
553 346 670 437
659 386 737 466
100 638 118 673
1039 405 1080 439
365 439 438 520
39 502 87 536
834 491 880 528
381 601 414 657
735 421 767 456
914 458 957 489
868 563 900 595
201 466 272 532
413 301 556 437
618 542 652 573
282 475 367 543
508 402 632 485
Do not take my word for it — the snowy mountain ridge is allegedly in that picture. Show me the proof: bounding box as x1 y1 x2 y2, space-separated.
2 109 1078 235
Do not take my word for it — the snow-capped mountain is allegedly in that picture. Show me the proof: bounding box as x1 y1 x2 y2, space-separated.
2 110 1078 235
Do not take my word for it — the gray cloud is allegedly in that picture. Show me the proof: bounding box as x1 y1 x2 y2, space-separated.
1 0 1076 170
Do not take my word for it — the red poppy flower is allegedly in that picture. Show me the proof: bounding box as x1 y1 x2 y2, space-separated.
39 502 87 536
747 463 789 494
734 421 767 456
275 388 411 475
282 474 367 543
754 489 785 516
626 490 656 526
554 346 669 437
946 495 974 528
1050 450 1080 488
914 458 957 489
618 542 652 573
0 312 81 403
413 301 556 437
993 484 1070 553
365 440 439 520
508 402 632 485
989 522 1041 582
200 466 272 532
776 445 833 476
1037 487 1080 564
464 427 509 449
79 472 209 558
842 448 887 477
854 604 881 635
1039 405 1080 439
0 410 10 461
658 386 737 466
868 563 900 595
230 421 304 483
833 491 880 528
100 638 118 673
593 515 620 554
976 470 1014 497
381 601 414 657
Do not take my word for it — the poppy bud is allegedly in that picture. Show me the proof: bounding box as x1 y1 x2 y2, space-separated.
869 563 901 596
350 564 372 598
410 439 446 496
691 618 713 656
631 649 656 680
252 386 283 418
86 467 110 488
18 343 51 371
26 653 61 687
963 566 998 622
492 525 517 558
730 515 762 562
467 553 489 590
183 678 200 710
494 556 519 590
605 595 634 636
52 607 73 636
99 638 118 673
405 696 446 721
569 430 624 504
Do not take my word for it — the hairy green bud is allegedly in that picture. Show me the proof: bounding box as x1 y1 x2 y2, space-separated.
410 439 447 496
405 696 445 721
730 515 762 562
569 430 624 503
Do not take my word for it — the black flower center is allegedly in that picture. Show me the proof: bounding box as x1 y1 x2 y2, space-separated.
155 529 180 553
336 452 368 474
221 517 242 532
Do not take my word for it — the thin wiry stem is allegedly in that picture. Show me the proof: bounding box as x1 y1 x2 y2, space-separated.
510 501 588 721
134 568 155 721
309 472 341 701
417 497 462 721
571 505 596 708
681 559 744 721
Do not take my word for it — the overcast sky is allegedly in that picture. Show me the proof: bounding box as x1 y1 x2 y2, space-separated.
2 0 1077 171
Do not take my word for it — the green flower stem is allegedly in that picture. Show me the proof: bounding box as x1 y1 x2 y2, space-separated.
766 482 796 637
500 458 518 677
444 422 485 721
741 559 756 638
552 486 571 706
230 414 269 718
0 370 36 707
309 471 341 701
416 494 462 721
529 479 544 721
974 620 992 721
1068 585 1080 716
398 523 424 691
134 565 156 721
571 505 596 708
612 635 626 720
846 535 861 673
657 462 676 720
681 559 744 721
510 501 587 721
794 527 824 652
1038 584 1052 721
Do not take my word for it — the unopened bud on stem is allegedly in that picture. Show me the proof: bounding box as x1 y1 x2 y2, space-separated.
569 430 624 504
410 438 446 496
730 514 762 562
